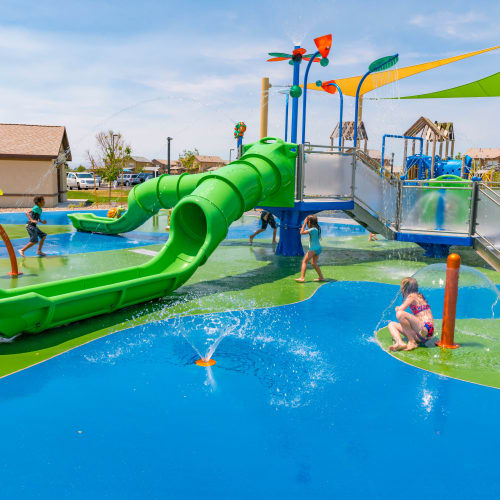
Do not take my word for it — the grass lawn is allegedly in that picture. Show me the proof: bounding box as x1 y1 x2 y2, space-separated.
67 189 129 204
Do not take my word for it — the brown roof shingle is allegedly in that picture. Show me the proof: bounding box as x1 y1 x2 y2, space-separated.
465 148 500 159
0 124 71 160
194 155 225 163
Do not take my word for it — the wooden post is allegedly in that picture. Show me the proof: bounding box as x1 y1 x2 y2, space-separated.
461 156 465 178
426 139 429 156
445 139 449 159
431 134 437 178
439 140 443 159
450 140 455 158
259 77 270 139
412 140 416 156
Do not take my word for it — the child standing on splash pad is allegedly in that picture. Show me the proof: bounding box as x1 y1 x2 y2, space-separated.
19 196 48 257
249 210 277 244
295 215 325 283
388 277 435 351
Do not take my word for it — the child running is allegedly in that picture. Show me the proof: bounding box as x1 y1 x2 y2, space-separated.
295 215 325 283
388 277 434 351
19 196 48 257
249 210 277 244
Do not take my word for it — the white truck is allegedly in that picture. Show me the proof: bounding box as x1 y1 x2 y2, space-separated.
67 172 98 190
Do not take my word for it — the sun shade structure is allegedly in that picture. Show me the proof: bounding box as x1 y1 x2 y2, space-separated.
393 71 500 99
305 45 500 97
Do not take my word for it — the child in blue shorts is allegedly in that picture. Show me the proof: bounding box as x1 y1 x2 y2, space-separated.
19 196 48 257
296 215 325 282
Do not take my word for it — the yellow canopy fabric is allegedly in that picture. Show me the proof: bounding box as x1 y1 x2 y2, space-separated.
306 46 500 97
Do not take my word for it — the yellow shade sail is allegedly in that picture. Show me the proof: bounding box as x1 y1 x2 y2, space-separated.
306 45 500 97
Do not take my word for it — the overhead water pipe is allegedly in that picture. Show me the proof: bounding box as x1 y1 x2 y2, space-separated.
301 34 332 144
353 54 399 148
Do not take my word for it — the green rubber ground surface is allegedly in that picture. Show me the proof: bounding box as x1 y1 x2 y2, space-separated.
0 218 498 384
377 319 500 388
2 224 72 240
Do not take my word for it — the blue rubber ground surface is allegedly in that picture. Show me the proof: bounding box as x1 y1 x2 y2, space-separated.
1 281 497 499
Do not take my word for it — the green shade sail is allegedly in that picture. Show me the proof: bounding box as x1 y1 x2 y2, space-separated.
397 72 500 99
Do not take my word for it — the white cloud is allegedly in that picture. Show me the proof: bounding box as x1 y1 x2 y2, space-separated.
409 10 497 40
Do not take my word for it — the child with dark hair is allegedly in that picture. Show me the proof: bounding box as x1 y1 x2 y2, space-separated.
249 210 277 244
295 215 325 283
19 196 48 257
388 277 435 351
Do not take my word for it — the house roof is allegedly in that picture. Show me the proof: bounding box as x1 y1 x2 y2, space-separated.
465 148 500 159
194 155 225 163
151 158 179 166
131 156 150 163
0 123 71 161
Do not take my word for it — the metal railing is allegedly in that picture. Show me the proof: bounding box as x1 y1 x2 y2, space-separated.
295 145 500 258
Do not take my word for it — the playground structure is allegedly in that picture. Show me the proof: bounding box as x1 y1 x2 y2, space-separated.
1 37 500 340
0 139 297 337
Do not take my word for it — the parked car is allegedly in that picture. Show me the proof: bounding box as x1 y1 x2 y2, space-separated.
128 174 142 186
137 173 153 183
67 172 97 190
114 173 136 186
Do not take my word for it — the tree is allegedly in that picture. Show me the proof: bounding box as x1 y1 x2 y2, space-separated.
76 165 87 172
179 148 199 173
92 131 132 203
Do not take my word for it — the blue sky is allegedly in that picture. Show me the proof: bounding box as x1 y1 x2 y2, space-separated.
1 0 499 165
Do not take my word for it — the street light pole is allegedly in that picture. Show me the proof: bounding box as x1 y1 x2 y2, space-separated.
167 137 173 175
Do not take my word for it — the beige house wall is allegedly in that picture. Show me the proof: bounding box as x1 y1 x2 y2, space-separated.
0 158 64 208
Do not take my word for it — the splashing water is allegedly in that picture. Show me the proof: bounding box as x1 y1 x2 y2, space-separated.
374 263 500 339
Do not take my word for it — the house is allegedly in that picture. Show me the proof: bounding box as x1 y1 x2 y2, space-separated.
151 158 181 175
465 148 500 169
127 156 152 172
0 124 71 208
193 155 225 172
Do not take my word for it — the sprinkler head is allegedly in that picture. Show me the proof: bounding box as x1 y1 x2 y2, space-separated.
195 358 216 367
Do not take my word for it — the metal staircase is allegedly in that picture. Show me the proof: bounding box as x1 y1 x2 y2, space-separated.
293 144 500 270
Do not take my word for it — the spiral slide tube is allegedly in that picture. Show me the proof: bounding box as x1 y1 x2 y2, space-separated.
0 139 297 338
67 172 209 234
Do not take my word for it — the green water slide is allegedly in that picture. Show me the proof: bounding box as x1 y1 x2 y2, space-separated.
0 138 297 338
68 172 209 234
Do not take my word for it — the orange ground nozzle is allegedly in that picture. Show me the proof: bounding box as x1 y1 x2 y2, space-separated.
195 358 216 367
0 223 22 277
436 253 460 349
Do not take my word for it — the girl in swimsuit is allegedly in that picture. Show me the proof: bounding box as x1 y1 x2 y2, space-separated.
295 215 325 283
388 277 435 351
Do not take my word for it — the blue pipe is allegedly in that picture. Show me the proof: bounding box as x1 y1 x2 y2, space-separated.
326 82 343 149
284 92 289 142
290 45 301 144
301 50 320 144
381 134 423 177
353 70 371 149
